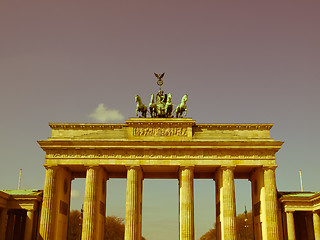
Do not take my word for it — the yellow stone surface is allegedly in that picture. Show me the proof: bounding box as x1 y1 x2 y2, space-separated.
0 190 42 240
38 118 284 240
279 192 320 240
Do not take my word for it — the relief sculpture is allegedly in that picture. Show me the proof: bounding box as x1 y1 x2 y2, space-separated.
133 127 188 137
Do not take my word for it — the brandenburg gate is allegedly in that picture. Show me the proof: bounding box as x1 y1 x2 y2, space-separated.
38 74 283 240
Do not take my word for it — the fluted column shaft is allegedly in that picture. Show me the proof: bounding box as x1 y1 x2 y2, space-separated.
286 211 295 240
125 166 143 240
0 208 8 240
179 167 194 240
263 166 279 239
221 167 237 240
313 212 320 240
39 167 57 240
24 210 34 240
5 211 14 240
82 167 98 240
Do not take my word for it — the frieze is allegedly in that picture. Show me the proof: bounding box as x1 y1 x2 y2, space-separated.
133 127 188 137
46 149 276 160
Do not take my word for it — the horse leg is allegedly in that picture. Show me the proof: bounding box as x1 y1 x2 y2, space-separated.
143 107 147 118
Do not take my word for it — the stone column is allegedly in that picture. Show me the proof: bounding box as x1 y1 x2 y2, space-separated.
5 211 14 240
0 208 8 240
13 212 23 238
179 166 194 240
138 173 143 240
313 212 320 240
221 166 237 240
125 166 143 240
39 166 57 240
286 211 295 240
263 166 279 239
82 167 99 240
24 210 34 240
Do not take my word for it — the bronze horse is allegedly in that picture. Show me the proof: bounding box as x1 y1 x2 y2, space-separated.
135 95 147 118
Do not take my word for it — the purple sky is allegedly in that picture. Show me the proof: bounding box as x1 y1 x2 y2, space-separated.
1 1 320 239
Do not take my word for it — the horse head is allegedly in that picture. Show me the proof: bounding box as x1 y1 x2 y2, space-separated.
182 94 188 103
135 95 140 103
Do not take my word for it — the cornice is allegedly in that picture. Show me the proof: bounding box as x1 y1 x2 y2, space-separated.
195 123 273 130
0 191 10 199
49 123 126 130
7 200 40 211
280 192 320 203
38 140 283 147
48 123 273 131
38 138 284 155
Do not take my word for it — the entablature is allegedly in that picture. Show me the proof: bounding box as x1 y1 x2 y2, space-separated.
39 118 283 168
46 118 277 141
279 192 320 212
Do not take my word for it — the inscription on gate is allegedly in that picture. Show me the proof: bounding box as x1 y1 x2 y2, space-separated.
133 127 188 137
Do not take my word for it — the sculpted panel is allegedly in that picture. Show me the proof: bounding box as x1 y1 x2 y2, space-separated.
133 127 188 137
46 149 275 160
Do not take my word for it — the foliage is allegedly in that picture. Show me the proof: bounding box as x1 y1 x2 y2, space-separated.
236 211 253 240
200 228 216 240
104 216 125 240
67 210 82 240
67 210 146 240
200 211 253 240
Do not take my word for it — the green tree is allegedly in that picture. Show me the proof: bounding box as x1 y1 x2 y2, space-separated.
236 211 253 240
104 216 146 240
200 211 253 240
67 210 82 240
67 210 146 240
200 228 216 240
104 216 125 240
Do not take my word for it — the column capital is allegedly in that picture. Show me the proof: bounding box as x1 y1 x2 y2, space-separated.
125 165 142 170
262 165 278 171
286 210 295 214
179 165 195 171
84 165 100 169
220 165 236 171
125 165 143 180
43 165 59 170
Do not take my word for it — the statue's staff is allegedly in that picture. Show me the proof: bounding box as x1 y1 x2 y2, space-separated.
154 72 165 91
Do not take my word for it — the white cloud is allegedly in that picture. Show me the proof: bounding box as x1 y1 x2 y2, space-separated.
89 103 125 122
71 189 80 199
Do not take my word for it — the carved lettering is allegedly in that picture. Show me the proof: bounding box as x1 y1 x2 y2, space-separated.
133 127 187 137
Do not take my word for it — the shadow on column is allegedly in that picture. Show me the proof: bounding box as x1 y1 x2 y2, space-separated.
5 209 27 240
294 211 314 240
